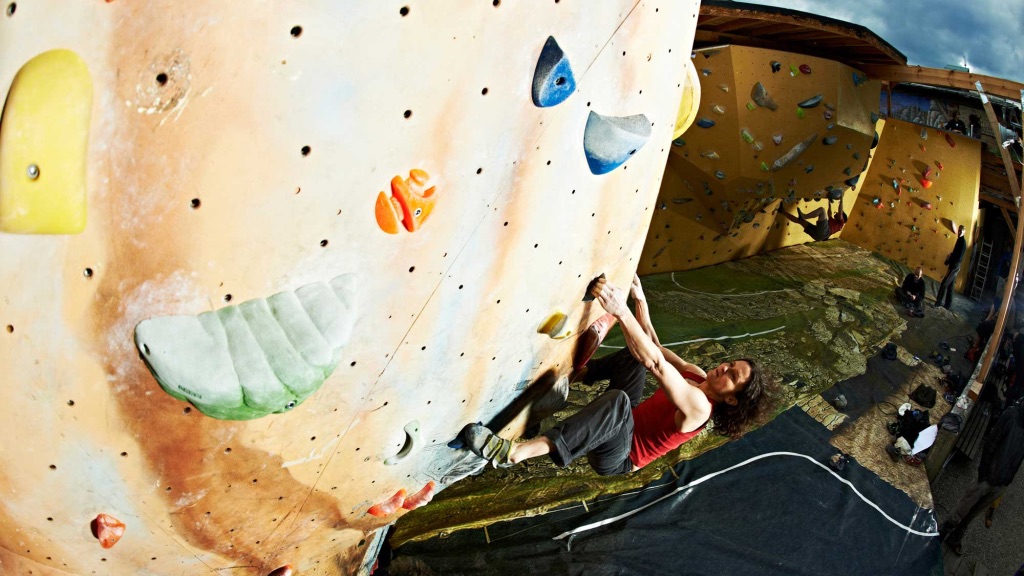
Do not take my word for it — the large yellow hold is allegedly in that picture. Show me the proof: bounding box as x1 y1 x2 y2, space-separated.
0 49 92 234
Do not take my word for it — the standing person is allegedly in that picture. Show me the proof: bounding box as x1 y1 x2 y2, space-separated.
779 196 847 242
934 225 967 310
940 403 1024 554
460 275 767 474
896 267 927 317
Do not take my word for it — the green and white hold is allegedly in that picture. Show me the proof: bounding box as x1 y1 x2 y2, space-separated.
134 274 358 420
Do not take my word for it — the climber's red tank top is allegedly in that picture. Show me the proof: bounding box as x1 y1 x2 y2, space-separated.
629 372 711 469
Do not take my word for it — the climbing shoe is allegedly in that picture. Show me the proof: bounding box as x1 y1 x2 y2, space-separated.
461 423 514 468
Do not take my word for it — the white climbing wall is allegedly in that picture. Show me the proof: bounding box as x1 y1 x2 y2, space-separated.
0 1 697 574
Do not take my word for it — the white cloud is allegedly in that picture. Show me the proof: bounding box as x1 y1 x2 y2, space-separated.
736 0 1024 83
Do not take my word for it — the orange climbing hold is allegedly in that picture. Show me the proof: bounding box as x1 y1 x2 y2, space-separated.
367 489 406 517
375 169 438 234
91 513 125 549
402 481 436 510
267 566 295 576
920 178 933 189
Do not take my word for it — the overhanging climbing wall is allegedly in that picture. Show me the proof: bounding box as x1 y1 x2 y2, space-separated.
841 118 981 287
638 45 881 273
0 2 696 574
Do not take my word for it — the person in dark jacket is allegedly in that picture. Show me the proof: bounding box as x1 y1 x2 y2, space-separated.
934 225 967 310
896 266 926 317
940 403 1024 554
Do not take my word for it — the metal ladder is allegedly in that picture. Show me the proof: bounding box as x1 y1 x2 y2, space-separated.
970 239 994 301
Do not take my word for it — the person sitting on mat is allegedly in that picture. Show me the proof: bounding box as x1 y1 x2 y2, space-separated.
459 274 768 475
780 196 847 242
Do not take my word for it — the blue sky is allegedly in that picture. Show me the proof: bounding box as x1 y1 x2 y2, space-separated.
738 0 1024 84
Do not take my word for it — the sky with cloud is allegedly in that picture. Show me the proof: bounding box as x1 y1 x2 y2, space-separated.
738 0 1024 84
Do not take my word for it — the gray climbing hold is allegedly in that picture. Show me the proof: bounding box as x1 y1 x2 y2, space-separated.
822 136 838 145
582 111 651 175
870 112 880 123
134 274 358 420
770 133 818 172
696 118 716 129
531 37 576 108
770 61 781 73
805 165 814 173
714 170 726 180
750 82 778 111
797 94 823 108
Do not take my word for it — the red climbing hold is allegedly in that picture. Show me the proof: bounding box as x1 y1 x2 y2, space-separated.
368 489 406 517
945 133 956 148
799 64 811 74
920 178 933 189
267 566 295 576
922 167 932 179
402 481 437 510
937 161 945 170
91 513 125 549
574 313 618 371
923 203 933 210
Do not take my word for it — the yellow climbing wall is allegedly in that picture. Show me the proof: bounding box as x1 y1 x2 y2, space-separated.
841 118 981 288
0 2 696 575
638 45 881 273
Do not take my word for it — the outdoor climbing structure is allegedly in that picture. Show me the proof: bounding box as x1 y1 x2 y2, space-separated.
640 45 881 273
0 2 697 574
841 118 981 287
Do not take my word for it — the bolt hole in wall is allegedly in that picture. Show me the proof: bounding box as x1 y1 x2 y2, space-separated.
155 73 168 86
290 25 302 37
301 145 311 156
190 198 201 209
83 268 93 278
399 5 409 16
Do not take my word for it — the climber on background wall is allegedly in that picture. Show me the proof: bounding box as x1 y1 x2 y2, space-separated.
459 275 769 475
779 195 847 242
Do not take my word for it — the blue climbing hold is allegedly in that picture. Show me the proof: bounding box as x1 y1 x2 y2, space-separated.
822 136 838 145
870 111 880 123
853 72 867 86
582 111 651 175
798 94 823 108
845 174 861 188
531 36 576 108
696 117 716 129
871 131 879 149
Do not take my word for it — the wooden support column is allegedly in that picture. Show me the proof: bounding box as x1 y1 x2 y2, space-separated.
975 85 1024 389
1001 207 1017 237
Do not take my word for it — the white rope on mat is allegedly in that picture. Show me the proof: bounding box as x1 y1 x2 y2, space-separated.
598 325 786 349
552 451 939 540
671 272 796 297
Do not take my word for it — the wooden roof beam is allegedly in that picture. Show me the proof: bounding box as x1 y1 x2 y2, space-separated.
862 65 1024 101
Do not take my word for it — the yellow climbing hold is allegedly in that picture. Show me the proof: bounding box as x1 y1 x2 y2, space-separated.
538 311 571 339
0 49 93 234
673 59 702 139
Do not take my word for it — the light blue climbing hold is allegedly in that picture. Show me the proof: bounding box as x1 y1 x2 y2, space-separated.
805 165 814 173
696 117 716 129
531 37 576 108
582 111 651 175
714 171 726 180
822 136 838 145
853 73 868 86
